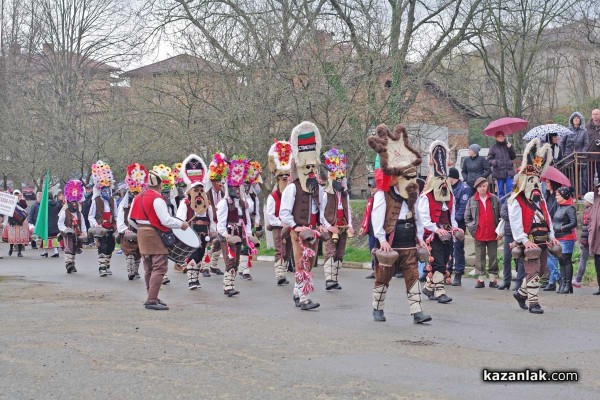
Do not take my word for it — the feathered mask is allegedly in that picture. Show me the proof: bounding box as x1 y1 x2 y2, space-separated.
125 163 149 193
64 180 84 203
323 147 347 180
208 152 229 182
227 155 249 188
91 160 114 189
152 164 175 191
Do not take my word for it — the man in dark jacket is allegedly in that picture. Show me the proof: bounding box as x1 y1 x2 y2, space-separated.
81 184 94 244
27 191 42 249
487 132 516 202
563 112 589 194
461 143 491 192
447 167 471 286
586 109 600 184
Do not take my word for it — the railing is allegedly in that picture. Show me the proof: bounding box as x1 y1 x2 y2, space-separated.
555 152 600 199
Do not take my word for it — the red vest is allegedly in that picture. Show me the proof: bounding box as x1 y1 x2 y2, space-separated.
474 193 496 241
129 190 170 232
271 189 282 218
516 194 550 234
424 191 453 236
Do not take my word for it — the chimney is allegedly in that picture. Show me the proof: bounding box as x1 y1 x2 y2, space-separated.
42 43 54 55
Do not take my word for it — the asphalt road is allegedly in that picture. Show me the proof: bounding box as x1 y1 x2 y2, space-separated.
1 248 598 399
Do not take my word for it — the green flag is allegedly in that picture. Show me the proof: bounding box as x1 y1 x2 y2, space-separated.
34 171 49 242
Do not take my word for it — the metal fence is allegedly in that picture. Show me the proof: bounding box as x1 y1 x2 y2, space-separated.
555 152 600 199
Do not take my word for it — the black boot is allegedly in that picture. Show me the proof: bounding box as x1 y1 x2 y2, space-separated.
451 272 462 286
373 309 386 322
17 244 23 257
560 254 573 294
512 280 523 291
595 260 600 295
542 282 556 291
556 259 566 293
497 281 511 290
8 244 13 257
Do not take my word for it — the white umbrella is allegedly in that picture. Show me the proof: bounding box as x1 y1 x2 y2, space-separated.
522 124 571 141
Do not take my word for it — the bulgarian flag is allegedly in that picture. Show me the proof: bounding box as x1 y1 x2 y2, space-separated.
33 171 50 242
297 131 316 151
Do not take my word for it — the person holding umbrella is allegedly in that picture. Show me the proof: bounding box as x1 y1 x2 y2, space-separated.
487 131 516 202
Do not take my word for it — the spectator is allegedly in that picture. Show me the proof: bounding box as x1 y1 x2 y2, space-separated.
360 184 378 279
40 194 61 258
461 143 491 192
588 183 600 295
81 183 94 242
552 186 578 294
573 191 593 288
27 192 42 249
464 177 501 288
487 131 516 202
447 167 471 286
562 112 589 194
547 132 563 165
498 198 525 290
586 109 600 184
541 179 560 290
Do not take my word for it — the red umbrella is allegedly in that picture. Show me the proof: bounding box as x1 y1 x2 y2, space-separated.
541 166 571 187
483 117 528 137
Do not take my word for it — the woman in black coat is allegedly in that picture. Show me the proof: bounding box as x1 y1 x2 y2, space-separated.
40 196 62 258
461 143 491 192
552 187 578 294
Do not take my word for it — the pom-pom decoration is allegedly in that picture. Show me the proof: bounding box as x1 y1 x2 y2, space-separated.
126 163 149 193
152 164 175 190
91 160 114 189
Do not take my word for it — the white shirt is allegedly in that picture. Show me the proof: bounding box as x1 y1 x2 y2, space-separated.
58 207 87 234
116 195 132 234
266 192 283 227
88 197 117 228
279 183 324 228
128 192 184 231
508 198 555 244
216 197 252 238
372 188 422 243
320 191 353 229
208 188 223 232
416 193 458 238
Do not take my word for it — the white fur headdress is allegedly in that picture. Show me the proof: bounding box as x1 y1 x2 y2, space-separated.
181 154 209 192
290 121 322 167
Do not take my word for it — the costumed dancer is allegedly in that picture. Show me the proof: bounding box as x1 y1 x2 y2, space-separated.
88 161 117 277
266 139 293 285
58 180 87 273
171 161 188 273
320 147 354 290
279 121 325 311
203 152 228 277
117 162 149 280
129 171 189 310
509 138 559 314
217 155 257 296
175 154 211 290
152 164 176 284
418 141 463 304
242 160 263 278
367 124 432 323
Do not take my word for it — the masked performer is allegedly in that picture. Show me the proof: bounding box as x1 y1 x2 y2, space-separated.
58 180 87 273
176 154 211 290
217 155 258 296
280 121 325 311
88 161 117 277
152 164 176 284
418 142 463 304
203 152 228 277
266 139 293 285
367 124 432 323
509 138 559 314
320 148 354 290
117 163 149 280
